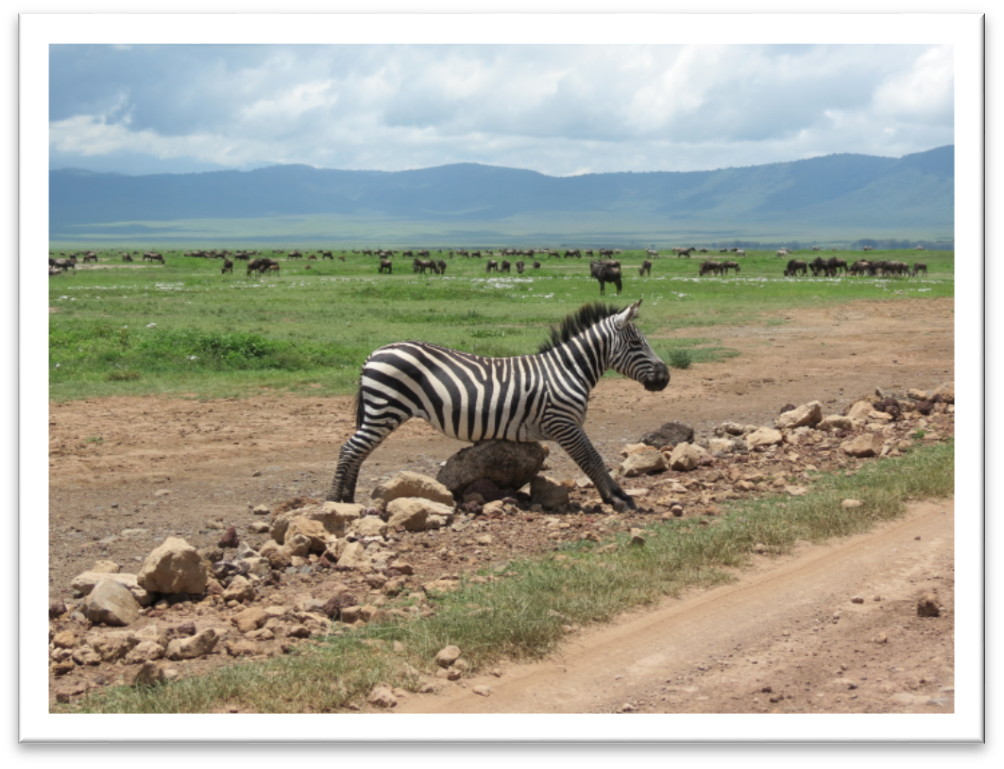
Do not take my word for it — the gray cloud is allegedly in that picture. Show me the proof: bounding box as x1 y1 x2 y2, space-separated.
49 44 954 176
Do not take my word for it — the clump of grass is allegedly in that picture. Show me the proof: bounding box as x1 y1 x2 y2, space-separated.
60 440 953 714
106 370 140 381
668 349 693 369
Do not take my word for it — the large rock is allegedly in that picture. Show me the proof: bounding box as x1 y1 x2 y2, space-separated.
271 502 363 544
71 571 152 606
745 427 784 449
82 579 140 626
371 472 454 508
639 421 694 449
846 400 875 423
841 433 883 458
385 498 454 531
530 476 570 509
933 382 954 404
621 449 669 477
774 401 823 430
668 443 709 471
166 628 219 660
436 440 546 497
283 517 329 553
817 415 854 432
137 538 208 595
336 541 373 572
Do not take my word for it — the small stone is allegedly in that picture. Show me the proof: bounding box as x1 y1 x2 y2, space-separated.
472 685 491 697
218 527 239 549
435 645 462 668
851 596 865 604
367 685 398 708
917 593 941 617
841 499 864 509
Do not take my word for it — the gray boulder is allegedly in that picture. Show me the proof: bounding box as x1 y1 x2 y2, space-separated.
436 441 546 497
639 421 694 449
82 579 140 626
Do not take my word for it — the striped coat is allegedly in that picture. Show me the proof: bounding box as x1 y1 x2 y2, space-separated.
328 301 669 512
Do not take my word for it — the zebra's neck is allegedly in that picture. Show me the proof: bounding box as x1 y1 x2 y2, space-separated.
536 322 612 391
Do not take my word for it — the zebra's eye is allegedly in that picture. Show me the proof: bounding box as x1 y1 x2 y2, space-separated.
628 338 642 348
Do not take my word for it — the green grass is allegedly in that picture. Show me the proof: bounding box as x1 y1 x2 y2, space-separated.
47 247 954 400
59 439 953 714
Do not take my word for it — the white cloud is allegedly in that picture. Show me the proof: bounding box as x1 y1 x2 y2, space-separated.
873 45 954 125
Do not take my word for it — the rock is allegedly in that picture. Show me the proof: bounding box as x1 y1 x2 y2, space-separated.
90 560 121 574
529 475 570 509
284 532 313 558
851 596 865 604
271 502 362 544
82 578 140 626
52 630 77 649
436 440 547 497
714 421 746 437
621 448 669 477
218 527 239 549
435 645 462 668
349 516 389 538
774 401 823 430
371 471 455 508
367 685 398 708
386 498 454 532
124 640 166 664
285 517 331 553
423 577 461 596
841 499 864 509
708 436 745 454
123 662 165 688
640 421 694 448
841 433 883 458
71 571 153 606
846 400 874 423
225 639 259 657
668 443 707 471
472 685 491 697
335 542 372 572
629 528 646 546
907 388 930 401
233 606 268 633
166 628 219 660
917 593 941 617
137 538 208 595
252 504 271 516
932 382 954 404
745 427 784 449
91 631 140 662
817 415 854 432
49 599 67 619
620 442 651 457
222 575 256 603
873 398 903 421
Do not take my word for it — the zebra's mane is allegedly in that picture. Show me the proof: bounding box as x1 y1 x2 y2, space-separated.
538 302 622 355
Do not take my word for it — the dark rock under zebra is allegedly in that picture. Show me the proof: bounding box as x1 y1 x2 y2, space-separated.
327 300 670 513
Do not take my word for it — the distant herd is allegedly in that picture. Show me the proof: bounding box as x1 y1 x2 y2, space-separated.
48 245 936 293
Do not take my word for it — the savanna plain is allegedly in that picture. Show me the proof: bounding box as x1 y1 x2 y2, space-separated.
45 246 957 716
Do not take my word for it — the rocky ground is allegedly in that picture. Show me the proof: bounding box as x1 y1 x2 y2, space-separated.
45 297 957 712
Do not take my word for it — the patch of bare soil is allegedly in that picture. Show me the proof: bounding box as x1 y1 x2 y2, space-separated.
47 297 955 710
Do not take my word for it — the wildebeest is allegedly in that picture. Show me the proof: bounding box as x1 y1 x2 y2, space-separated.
378 259 393 274
590 261 622 295
516 260 525 274
721 260 740 275
784 259 807 277
222 258 233 275
122 253 133 262
413 258 440 274
436 259 447 275
82 251 98 263
500 260 512 274
735 249 746 257
848 260 875 276
698 260 722 276
912 262 928 276
532 261 541 269
486 260 499 273
826 257 848 275
639 260 652 277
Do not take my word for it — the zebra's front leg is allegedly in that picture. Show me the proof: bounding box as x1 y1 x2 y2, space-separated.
547 422 635 513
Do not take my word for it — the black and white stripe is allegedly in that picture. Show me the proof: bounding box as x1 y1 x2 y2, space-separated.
328 299 670 511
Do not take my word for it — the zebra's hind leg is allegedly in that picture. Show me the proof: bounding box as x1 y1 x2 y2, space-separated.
547 422 636 513
326 417 405 503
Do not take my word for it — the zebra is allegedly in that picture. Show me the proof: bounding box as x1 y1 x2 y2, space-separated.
327 300 670 512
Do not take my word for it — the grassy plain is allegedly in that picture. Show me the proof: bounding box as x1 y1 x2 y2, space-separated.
47 247 954 401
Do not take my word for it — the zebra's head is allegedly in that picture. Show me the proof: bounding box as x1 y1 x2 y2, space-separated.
608 299 670 392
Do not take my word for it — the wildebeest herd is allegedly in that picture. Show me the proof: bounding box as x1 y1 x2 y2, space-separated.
48 247 935 296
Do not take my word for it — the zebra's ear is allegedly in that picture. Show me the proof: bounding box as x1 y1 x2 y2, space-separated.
614 299 643 329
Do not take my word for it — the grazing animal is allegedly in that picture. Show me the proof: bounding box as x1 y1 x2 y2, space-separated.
912 262 928 276
862 245 874 252
639 260 652 277
532 261 541 269
516 260 525 274
698 260 722 276
486 260 499 273
590 261 622 295
222 258 233 274
721 260 740 275
378 259 393 274
122 254 133 262
500 260 512 274
735 249 746 257
327 300 669 512
436 259 447 275
784 259 808 277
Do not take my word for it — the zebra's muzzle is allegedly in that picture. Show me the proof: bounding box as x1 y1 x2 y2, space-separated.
643 363 671 392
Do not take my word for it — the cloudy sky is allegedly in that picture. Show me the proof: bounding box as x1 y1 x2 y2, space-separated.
48 43 954 177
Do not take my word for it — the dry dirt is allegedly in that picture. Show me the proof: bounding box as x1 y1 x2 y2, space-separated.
47 297 956 712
